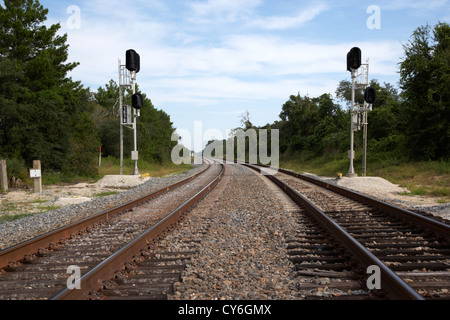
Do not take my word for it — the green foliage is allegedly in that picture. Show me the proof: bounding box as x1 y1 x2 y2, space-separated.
5 158 27 181
1 2 447 182
0 0 99 177
399 22 450 160
94 191 119 198
99 156 193 178
276 92 350 157
0 213 35 224
271 22 449 168
137 92 177 164
65 111 100 178
94 81 177 165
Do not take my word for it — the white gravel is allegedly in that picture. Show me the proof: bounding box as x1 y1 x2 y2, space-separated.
336 176 407 195
96 175 152 189
302 172 450 220
52 175 152 207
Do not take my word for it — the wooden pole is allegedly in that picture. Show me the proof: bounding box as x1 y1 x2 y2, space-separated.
0 160 7 193
33 160 42 194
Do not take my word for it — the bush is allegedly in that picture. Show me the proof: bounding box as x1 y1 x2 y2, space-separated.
5 158 27 181
368 135 406 154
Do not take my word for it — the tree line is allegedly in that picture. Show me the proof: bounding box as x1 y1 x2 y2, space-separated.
275 22 448 162
0 0 177 180
208 22 449 164
1 1 448 183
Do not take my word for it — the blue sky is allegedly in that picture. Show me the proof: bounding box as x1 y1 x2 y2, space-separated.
39 0 448 151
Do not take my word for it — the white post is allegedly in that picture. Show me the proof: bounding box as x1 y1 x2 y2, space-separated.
362 59 370 177
347 69 358 178
32 160 42 194
119 59 124 176
99 146 102 167
362 110 367 177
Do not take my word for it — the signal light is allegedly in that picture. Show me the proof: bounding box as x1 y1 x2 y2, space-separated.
347 47 361 71
364 87 376 104
126 49 140 73
132 93 143 109
346 51 357 72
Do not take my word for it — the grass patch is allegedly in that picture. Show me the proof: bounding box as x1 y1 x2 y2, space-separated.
1 199 19 213
401 186 428 196
0 205 63 224
30 198 47 204
280 154 348 177
93 191 119 198
98 157 194 179
38 157 194 186
0 213 34 224
431 187 449 197
37 205 62 213
280 153 450 202
42 171 64 185
0 199 63 225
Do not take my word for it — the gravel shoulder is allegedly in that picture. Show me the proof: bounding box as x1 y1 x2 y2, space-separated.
1 165 448 250
1 175 153 216
301 172 450 221
0 165 204 250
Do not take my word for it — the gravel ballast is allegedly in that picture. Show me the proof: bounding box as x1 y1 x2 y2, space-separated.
1 162 448 300
169 164 301 300
0 165 205 250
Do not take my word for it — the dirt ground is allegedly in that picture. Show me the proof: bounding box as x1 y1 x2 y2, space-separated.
0 175 151 219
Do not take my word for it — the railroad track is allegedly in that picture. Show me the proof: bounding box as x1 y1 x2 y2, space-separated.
1 156 448 301
0 159 224 300
243 163 450 300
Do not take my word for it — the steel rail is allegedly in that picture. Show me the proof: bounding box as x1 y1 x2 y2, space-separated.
243 163 425 300
238 159 450 238
276 167 450 238
51 163 225 300
0 164 211 270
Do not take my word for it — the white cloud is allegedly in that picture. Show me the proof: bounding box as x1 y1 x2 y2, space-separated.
65 21 403 98
185 0 329 30
382 0 448 10
187 0 262 24
80 0 169 19
207 35 402 76
138 35 404 112
249 3 329 30
9 0 445 144
57 1 405 122
60 9 170 88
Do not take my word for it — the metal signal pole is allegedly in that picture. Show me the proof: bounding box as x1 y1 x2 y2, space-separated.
347 68 358 178
118 59 127 176
118 50 141 176
346 48 373 178
346 47 361 178
131 70 139 176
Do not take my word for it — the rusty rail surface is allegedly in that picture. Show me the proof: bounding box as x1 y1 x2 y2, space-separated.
0 164 211 270
277 167 450 238
243 163 427 300
50 163 225 300
237 159 450 237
